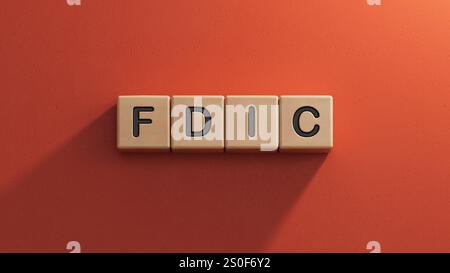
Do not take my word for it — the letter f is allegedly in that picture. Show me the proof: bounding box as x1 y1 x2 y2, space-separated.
133 106 154 137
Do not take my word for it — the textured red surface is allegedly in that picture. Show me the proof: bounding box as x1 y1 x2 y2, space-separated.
0 0 449 252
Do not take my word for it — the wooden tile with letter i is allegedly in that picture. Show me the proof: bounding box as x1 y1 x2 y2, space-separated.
171 96 224 152
225 96 279 152
280 96 333 152
117 95 170 151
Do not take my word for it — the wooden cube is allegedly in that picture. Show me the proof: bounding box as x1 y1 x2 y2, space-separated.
117 96 170 151
171 96 224 152
279 96 333 152
225 96 279 152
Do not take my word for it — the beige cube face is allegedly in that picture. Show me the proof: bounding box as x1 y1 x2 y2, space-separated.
117 96 170 151
171 96 224 151
225 96 279 152
280 96 333 152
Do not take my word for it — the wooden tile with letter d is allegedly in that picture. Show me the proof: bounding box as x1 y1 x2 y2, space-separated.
171 96 224 152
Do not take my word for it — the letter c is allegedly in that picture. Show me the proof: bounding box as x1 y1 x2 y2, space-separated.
292 106 320 137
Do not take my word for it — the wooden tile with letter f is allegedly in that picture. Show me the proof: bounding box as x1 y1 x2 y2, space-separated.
117 96 170 151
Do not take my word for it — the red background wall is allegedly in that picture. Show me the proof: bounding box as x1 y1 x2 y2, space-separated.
0 0 449 252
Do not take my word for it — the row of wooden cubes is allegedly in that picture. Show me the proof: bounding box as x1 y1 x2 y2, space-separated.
117 95 333 152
